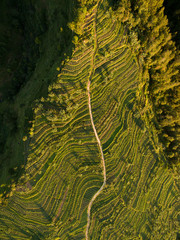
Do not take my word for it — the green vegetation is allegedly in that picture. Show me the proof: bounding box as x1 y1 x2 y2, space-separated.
0 0 76 198
110 0 180 163
0 0 179 239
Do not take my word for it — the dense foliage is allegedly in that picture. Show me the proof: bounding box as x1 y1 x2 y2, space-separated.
0 1 179 239
0 0 76 200
111 0 180 164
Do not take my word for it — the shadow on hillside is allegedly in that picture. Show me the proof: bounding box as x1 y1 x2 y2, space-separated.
0 0 78 200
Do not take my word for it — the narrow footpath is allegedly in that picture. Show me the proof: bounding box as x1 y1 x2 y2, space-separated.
85 1 106 239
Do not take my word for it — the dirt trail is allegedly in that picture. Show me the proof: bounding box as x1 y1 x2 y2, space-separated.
85 1 106 239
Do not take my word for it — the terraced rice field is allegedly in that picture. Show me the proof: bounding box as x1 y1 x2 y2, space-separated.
0 0 179 239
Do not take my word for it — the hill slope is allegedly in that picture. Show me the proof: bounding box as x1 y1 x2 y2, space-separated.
0 0 179 239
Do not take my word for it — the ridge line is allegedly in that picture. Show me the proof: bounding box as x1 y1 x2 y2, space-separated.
85 1 106 239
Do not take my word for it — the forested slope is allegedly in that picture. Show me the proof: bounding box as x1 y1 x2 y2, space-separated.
0 0 179 239
110 0 180 163
0 0 76 198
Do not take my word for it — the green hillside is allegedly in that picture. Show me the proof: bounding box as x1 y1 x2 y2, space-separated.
0 0 179 239
0 0 76 196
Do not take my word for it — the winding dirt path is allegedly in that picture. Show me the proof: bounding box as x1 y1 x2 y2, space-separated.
85 1 106 239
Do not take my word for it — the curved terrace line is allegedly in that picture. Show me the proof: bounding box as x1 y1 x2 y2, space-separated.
85 1 106 239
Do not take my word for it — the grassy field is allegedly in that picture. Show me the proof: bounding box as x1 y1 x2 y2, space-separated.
0 0 179 239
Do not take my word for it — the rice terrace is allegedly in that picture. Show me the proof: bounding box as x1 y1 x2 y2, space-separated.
0 0 179 239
